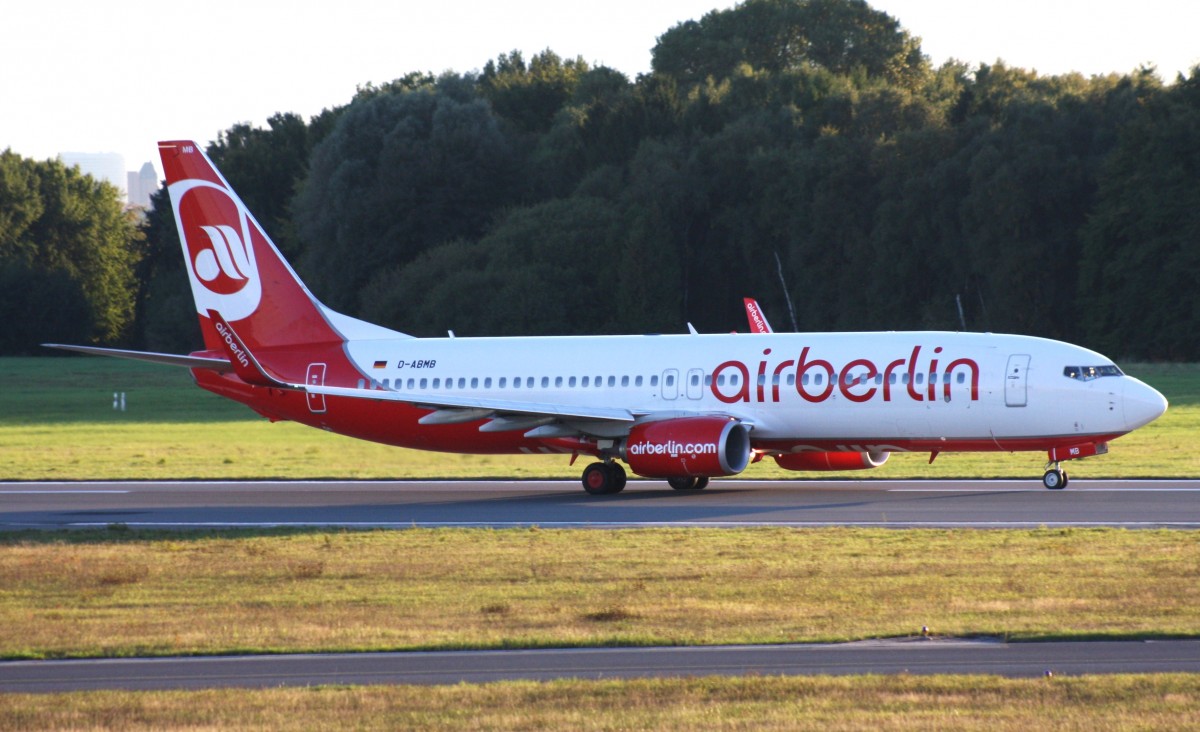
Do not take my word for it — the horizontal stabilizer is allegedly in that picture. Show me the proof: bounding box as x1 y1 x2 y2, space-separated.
205 310 291 388
42 344 232 372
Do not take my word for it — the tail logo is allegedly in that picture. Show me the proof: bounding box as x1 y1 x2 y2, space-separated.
169 178 263 321
195 225 251 286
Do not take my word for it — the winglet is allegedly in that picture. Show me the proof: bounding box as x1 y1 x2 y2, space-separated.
206 310 292 388
743 298 773 334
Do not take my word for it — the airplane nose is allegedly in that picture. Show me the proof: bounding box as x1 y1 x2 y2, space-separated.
1123 377 1168 430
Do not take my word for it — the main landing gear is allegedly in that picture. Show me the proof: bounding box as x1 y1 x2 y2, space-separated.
1042 465 1070 490
580 462 712 494
582 461 627 495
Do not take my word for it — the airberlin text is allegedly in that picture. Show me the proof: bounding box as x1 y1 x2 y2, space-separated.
213 321 251 369
712 345 979 404
628 440 719 457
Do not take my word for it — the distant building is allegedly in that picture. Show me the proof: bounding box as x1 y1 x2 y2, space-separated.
59 152 127 202
126 162 157 209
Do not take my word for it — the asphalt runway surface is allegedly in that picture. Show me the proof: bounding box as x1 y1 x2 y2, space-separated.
5 640 1200 692
2 478 1199 529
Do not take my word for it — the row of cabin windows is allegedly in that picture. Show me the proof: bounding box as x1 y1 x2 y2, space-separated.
361 374 661 391
358 370 968 391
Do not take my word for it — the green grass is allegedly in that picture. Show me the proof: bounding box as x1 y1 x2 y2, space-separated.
1 357 1196 480
4 675 1200 731
2 527 1198 660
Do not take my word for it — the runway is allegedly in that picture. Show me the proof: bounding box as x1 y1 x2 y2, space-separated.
2 478 1200 529
5 639 1200 692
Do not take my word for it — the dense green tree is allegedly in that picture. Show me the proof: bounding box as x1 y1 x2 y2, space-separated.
653 0 927 88
1080 70 1200 359
294 78 518 312
480 50 591 134
0 151 142 352
361 197 624 335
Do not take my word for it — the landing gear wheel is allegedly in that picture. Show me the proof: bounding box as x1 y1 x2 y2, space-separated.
606 462 627 493
668 476 705 490
583 462 614 495
1043 469 1066 490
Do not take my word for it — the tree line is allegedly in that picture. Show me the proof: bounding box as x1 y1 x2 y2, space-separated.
6 0 1199 359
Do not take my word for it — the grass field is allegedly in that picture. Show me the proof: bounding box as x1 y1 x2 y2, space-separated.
1 357 1196 480
4 674 1200 731
2 527 1198 660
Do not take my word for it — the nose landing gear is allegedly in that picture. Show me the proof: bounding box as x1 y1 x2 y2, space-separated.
1042 464 1069 490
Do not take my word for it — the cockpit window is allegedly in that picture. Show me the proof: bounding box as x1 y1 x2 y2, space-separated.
1063 365 1123 381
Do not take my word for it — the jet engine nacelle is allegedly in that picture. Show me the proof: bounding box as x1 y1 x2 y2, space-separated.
774 450 890 471
620 417 751 478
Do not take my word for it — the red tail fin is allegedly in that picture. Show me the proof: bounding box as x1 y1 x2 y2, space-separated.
159 140 401 358
743 298 773 334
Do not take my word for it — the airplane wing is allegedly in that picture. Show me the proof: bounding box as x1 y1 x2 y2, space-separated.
42 343 233 372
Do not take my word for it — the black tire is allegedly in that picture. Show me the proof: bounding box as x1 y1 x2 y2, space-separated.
693 477 710 490
607 462 627 493
583 462 613 495
668 476 698 490
1043 469 1065 490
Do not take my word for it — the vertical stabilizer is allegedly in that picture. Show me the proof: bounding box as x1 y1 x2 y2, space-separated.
159 141 353 354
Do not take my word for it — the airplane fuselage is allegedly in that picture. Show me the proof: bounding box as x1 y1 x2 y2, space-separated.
193 330 1163 458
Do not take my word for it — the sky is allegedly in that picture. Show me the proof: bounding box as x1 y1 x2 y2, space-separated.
3 0 1197 183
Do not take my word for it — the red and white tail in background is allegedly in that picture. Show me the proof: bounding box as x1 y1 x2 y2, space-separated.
158 141 404 379
743 298 773 334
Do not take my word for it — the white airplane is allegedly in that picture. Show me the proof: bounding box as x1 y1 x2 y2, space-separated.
47 141 1168 493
